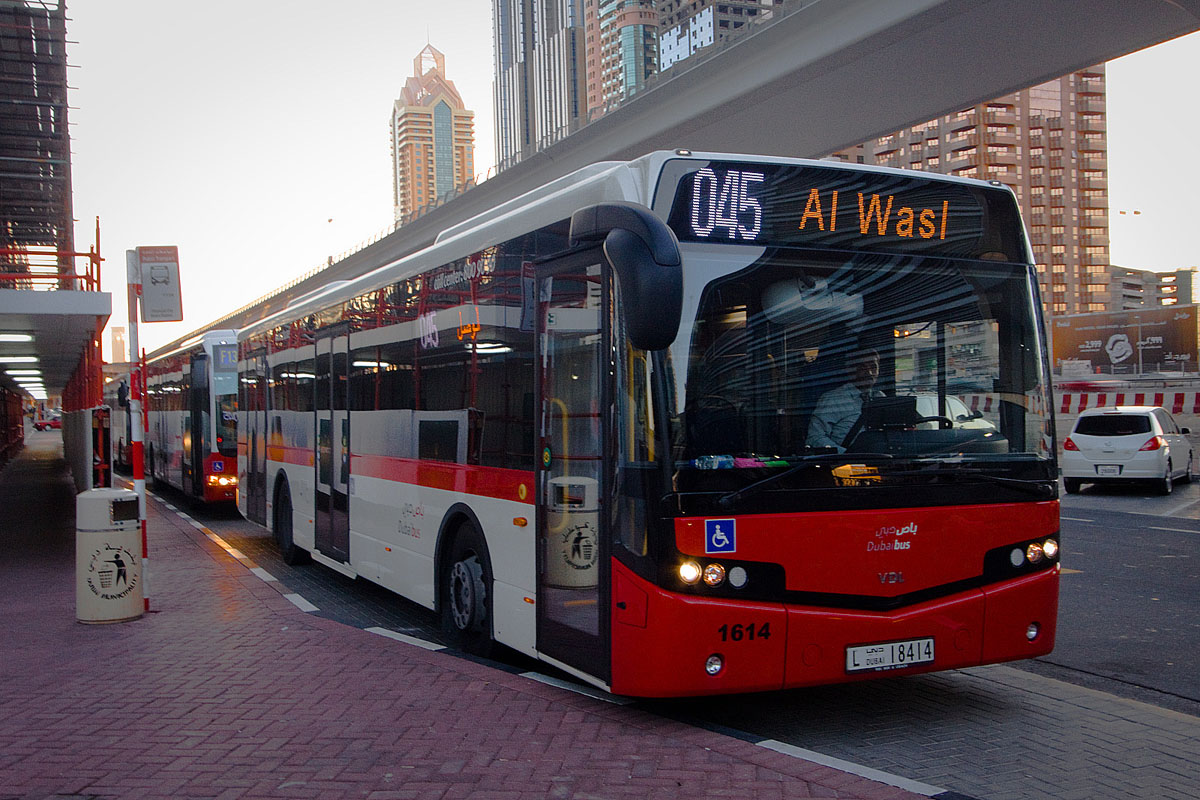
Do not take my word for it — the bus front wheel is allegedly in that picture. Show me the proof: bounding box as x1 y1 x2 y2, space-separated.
441 523 494 657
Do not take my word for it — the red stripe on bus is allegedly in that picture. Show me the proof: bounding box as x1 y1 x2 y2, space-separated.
267 444 314 467
352 454 535 505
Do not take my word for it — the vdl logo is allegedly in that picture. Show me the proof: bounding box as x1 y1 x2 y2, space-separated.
705 519 736 554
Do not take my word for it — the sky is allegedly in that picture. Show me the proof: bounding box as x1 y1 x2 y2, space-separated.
65 4 1200 359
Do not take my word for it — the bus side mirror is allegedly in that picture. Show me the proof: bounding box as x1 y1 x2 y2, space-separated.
569 202 682 351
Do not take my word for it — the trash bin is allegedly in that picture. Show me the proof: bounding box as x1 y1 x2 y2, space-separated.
544 476 599 588
76 488 143 624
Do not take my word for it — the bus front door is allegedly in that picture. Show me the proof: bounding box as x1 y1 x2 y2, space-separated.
245 350 268 525
314 329 350 562
536 254 611 685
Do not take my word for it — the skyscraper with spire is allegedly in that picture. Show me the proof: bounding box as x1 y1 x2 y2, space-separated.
391 45 476 222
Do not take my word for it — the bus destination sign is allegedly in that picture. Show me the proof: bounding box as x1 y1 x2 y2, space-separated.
662 160 1022 260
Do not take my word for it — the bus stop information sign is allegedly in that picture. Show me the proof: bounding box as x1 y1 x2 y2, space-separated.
136 246 184 322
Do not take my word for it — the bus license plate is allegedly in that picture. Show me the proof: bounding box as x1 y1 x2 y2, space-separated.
1097 465 1120 477
846 638 935 673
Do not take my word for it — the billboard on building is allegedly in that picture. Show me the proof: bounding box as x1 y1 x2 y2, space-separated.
1052 305 1197 376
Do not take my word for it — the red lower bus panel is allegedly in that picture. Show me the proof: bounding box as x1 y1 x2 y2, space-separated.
609 559 1060 697
980 567 1059 663
202 453 238 503
611 559 788 697
783 591 986 688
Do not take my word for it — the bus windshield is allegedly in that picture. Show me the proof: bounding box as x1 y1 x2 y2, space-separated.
213 369 237 458
665 244 1053 504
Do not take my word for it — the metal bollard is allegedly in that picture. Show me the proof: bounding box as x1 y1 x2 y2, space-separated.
76 488 143 624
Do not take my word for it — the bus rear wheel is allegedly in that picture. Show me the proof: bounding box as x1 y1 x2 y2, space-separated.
441 524 494 657
274 484 309 565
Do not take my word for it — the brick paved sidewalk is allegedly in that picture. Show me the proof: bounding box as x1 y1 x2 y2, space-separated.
0 438 925 800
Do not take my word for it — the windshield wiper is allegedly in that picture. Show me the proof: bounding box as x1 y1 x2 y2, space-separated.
716 452 893 509
716 461 1054 509
901 467 1056 499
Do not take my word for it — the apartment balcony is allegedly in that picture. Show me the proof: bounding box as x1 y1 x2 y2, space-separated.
985 130 1018 146
872 142 900 159
1082 233 1110 247
1076 113 1106 132
984 110 1017 125
1081 195 1109 209
1079 155 1107 170
943 152 977 171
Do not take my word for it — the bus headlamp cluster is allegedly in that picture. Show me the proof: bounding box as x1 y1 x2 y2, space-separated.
207 475 238 487
679 561 749 589
1009 537 1059 567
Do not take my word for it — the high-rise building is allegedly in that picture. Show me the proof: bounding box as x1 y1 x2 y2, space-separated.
657 1 779 70
110 327 127 364
830 68 1110 317
391 45 475 222
585 0 659 115
1106 266 1196 309
494 0 587 168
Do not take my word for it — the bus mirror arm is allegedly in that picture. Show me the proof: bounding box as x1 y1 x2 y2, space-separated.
570 202 683 352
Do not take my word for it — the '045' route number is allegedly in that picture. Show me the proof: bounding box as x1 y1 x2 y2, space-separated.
717 622 771 642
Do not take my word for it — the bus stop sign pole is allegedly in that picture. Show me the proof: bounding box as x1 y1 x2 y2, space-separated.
125 250 149 612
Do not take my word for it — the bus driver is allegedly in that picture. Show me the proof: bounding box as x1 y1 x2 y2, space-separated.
807 349 881 452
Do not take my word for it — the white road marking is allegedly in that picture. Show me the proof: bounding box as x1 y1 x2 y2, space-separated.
520 672 634 705
250 567 278 582
1148 526 1198 534
283 593 318 613
757 739 946 797
365 626 445 652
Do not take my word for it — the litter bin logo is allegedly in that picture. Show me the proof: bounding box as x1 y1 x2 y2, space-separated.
559 521 597 571
86 542 140 600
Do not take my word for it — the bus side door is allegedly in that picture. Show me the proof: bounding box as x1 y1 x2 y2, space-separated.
314 327 350 562
535 252 611 684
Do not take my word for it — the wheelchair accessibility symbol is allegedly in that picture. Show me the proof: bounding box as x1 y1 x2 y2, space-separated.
705 519 736 554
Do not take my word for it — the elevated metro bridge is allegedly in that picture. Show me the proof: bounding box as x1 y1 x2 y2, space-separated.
154 0 1200 355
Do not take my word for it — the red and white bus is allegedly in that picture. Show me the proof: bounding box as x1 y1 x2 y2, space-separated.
146 330 240 503
237 151 1059 697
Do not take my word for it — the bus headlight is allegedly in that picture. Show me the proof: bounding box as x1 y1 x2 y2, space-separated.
207 475 239 487
1026 542 1045 564
1042 538 1059 561
679 561 702 584
703 563 726 587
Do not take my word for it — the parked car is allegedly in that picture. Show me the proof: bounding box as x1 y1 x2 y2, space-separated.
33 415 61 431
915 394 997 430
1061 406 1193 495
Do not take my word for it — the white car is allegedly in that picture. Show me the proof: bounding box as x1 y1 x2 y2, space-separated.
1061 406 1193 495
915 394 997 430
